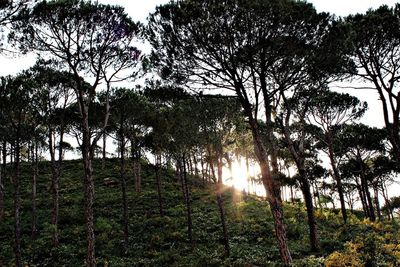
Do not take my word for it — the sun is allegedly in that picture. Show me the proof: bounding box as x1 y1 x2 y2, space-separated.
230 160 248 190
221 158 266 197
221 158 256 191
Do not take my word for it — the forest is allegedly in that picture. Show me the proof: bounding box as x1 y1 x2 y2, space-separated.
0 0 400 266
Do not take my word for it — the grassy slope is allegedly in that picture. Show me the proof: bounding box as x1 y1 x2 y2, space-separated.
0 159 399 266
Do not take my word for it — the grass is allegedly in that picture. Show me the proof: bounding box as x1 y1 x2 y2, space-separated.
0 158 399 266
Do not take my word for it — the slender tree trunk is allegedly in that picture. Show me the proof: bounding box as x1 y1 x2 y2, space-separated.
225 154 233 187
281 113 319 252
134 159 141 193
193 152 199 178
13 124 22 267
346 191 354 213
10 143 14 184
180 154 193 247
247 117 292 265
386 121 400 167
131 139 141 193
215 152 230 257
188 154 194 176
102 132 106 170
131 138 142 193
119 131 129 253
49 129 60 246
186 156 192 178
200 154 205 184
246 156 250 196
357 152 375 221
382 184 394 220
0 143 4 221
2 141 6 181
290 186 294 203
82 112 96 267
374 186 382 221
312 182 321 210
356 179 369 218
155 154 164 216
177 160 187 202
326 133 347 222
31 142 38 238
299 170 319 251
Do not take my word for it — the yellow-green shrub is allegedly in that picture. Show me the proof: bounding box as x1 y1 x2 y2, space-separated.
325 251 363 267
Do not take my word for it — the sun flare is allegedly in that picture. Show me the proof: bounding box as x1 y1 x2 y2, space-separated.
222 158 262 194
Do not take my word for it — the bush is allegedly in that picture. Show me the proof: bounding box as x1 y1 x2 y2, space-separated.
325 251 363 267
326 231 400 266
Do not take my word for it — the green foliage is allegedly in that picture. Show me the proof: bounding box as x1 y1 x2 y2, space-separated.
0 159 399 266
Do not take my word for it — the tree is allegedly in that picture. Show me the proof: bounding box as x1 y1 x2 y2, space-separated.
146 86 197 245
308 91 367 222
0 74 36 267
338 124 388 221
0 0 32 225
0 0 30 52
345 5 400 165
109 87 150 253
28 61 76 245
12 1 142 265
147 0 348 263
198 95 244 256
278 91 322 251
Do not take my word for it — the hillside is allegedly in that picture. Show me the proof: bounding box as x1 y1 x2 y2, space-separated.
0 159 399 266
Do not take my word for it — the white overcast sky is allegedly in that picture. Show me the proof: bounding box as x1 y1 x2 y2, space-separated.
99 0 399 21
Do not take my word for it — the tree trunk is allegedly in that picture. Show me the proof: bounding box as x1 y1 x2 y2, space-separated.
248 117 292 265
299 170 319 251
193 152 199 178
82 112 96 267
155 154 164 217
246 156 250 196
357 151 375 221
131 139 141 193
177 160 187 202
0 143 4 221
119 132 129 253
200 154 205 184
312 182 321 210
224 153 233 186
215 152 230 257
102 132 106 170
49 128 60 246
31 142 38 238
326 132 347 223
188 154 194 176
134 159 141 193
356 179 369 218
374 186 382 221
381 183 394 220
2 141 6 181
13 124 22 267
181 154 194 247
281 112 319 252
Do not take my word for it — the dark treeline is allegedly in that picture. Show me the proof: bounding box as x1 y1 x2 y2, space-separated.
0 0 400 266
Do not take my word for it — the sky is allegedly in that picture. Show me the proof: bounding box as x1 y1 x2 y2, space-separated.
98 0 400 21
